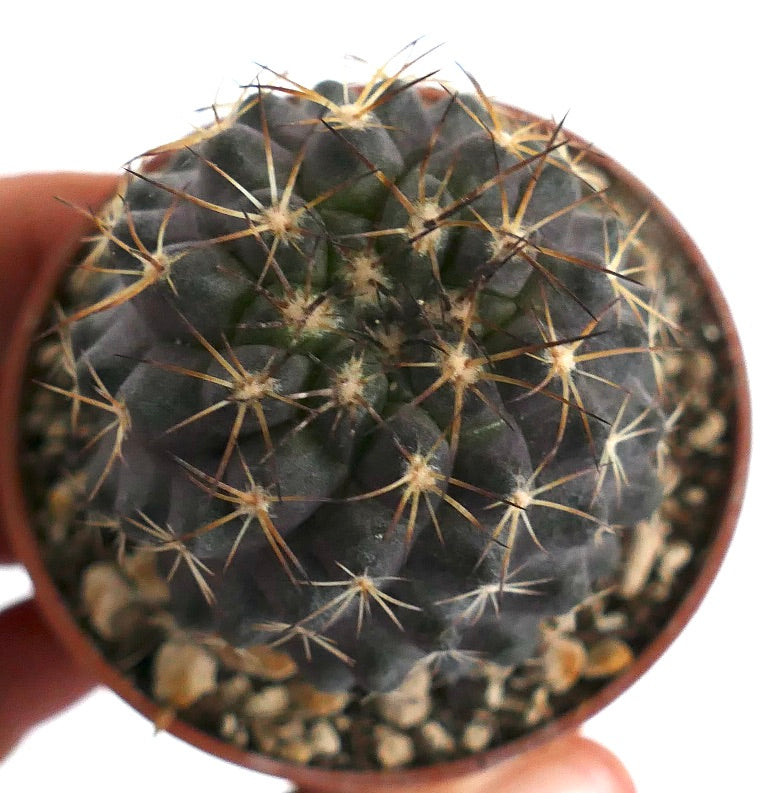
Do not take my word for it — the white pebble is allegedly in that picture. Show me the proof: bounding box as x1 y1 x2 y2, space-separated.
543 635 587 694
658 541 693 585
308 720 342 757
619 514 669 598
462 720 494 752
419 721 455 754
375 665 431 728
244 685 290 720
688 409 726 451
374 725 415 768
152 641 218 709
81 562 133 640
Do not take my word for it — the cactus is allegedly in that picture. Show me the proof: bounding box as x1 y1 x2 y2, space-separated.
36 50 675 699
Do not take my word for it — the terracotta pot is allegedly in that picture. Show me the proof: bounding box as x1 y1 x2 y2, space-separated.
0 101 750 792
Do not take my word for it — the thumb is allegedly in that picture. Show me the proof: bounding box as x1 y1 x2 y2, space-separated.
296 732 635 793
0 600 96 759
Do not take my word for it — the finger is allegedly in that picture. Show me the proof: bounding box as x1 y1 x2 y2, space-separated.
297 732 634 793
457 733 636 793
0 599 96 759
0 172 118 343
0 531 13 565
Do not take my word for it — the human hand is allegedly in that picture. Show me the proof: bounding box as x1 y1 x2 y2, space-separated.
0 173 634 791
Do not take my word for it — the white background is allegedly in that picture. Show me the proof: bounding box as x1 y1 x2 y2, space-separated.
1 2 770 790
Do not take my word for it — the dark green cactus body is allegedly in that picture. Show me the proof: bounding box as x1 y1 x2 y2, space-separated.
54 76 669 693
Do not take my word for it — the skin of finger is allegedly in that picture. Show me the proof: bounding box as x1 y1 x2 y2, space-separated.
0 172 118 566
0 600 96 759
472 734 636 793
295 734 634 793
0 534 13 565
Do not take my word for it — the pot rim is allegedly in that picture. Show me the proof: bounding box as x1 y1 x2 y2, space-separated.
0 101 751 791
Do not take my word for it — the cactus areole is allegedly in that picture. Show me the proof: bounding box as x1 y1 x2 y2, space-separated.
4 53 748 777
